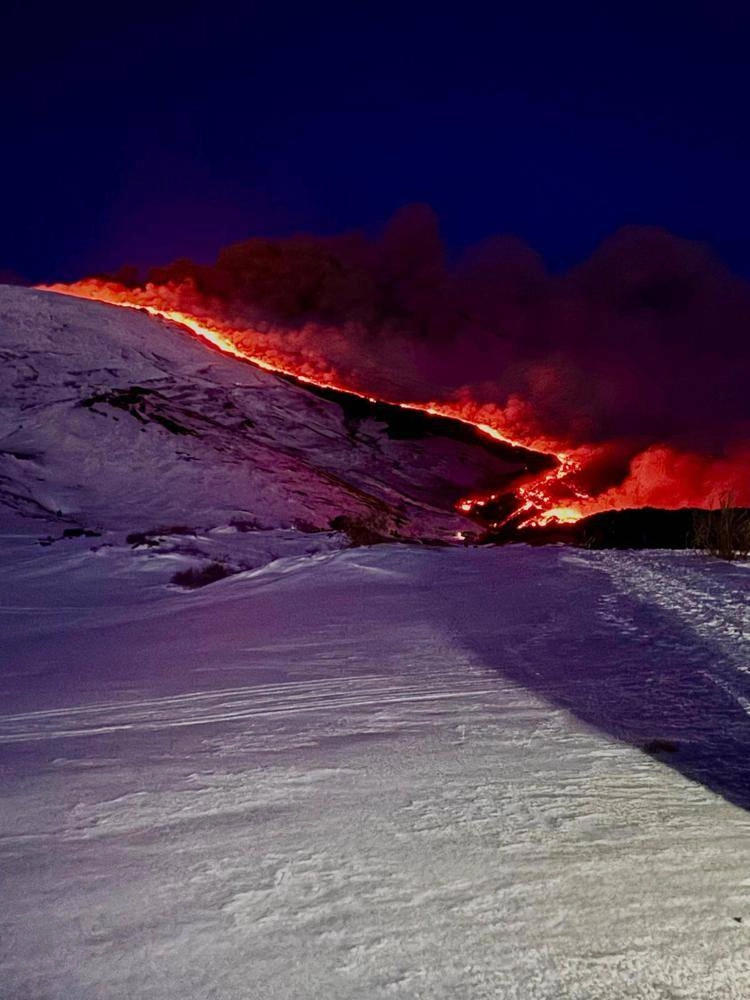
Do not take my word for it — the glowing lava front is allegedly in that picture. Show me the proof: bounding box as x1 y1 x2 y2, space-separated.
40 279 593 530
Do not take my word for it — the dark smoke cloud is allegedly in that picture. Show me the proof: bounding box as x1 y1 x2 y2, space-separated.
95 205 750 505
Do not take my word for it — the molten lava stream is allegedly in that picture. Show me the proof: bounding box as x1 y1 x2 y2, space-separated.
41 280 591 530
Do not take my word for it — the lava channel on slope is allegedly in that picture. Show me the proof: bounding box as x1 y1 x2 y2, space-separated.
39 278 610 532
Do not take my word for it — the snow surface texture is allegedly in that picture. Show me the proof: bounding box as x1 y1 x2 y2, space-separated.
2 286 750 998
3 541 750 999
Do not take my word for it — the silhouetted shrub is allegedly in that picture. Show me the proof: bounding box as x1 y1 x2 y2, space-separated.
171 561 235 589
693 494 750 560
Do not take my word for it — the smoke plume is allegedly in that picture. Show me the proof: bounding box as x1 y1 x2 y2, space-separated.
47 204 750 516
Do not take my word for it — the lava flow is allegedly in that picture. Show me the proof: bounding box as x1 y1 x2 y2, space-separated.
41 278 595 529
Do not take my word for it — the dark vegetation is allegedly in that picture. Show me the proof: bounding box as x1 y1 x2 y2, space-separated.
570 508 702 550
481 505 750 554
692 494 750 560
171 561 236 589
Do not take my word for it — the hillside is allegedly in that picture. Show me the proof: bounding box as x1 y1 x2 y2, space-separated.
0 285 545 570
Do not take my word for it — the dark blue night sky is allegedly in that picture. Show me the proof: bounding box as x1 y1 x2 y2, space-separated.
4 3 750 282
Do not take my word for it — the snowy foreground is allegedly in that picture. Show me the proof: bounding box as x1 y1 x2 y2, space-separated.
2 540 750 1000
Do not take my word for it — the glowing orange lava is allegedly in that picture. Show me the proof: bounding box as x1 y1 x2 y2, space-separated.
40 278 598 529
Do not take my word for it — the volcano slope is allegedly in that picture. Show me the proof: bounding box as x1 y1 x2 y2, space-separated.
0 284 543 552
2 285 750 1000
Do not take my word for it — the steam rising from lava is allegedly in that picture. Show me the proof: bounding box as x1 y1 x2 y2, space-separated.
42 205 750 525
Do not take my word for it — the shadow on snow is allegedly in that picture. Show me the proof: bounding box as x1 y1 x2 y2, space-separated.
434 550 750 813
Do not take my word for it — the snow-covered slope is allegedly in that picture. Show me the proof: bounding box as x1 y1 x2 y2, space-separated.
0 285 527 546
